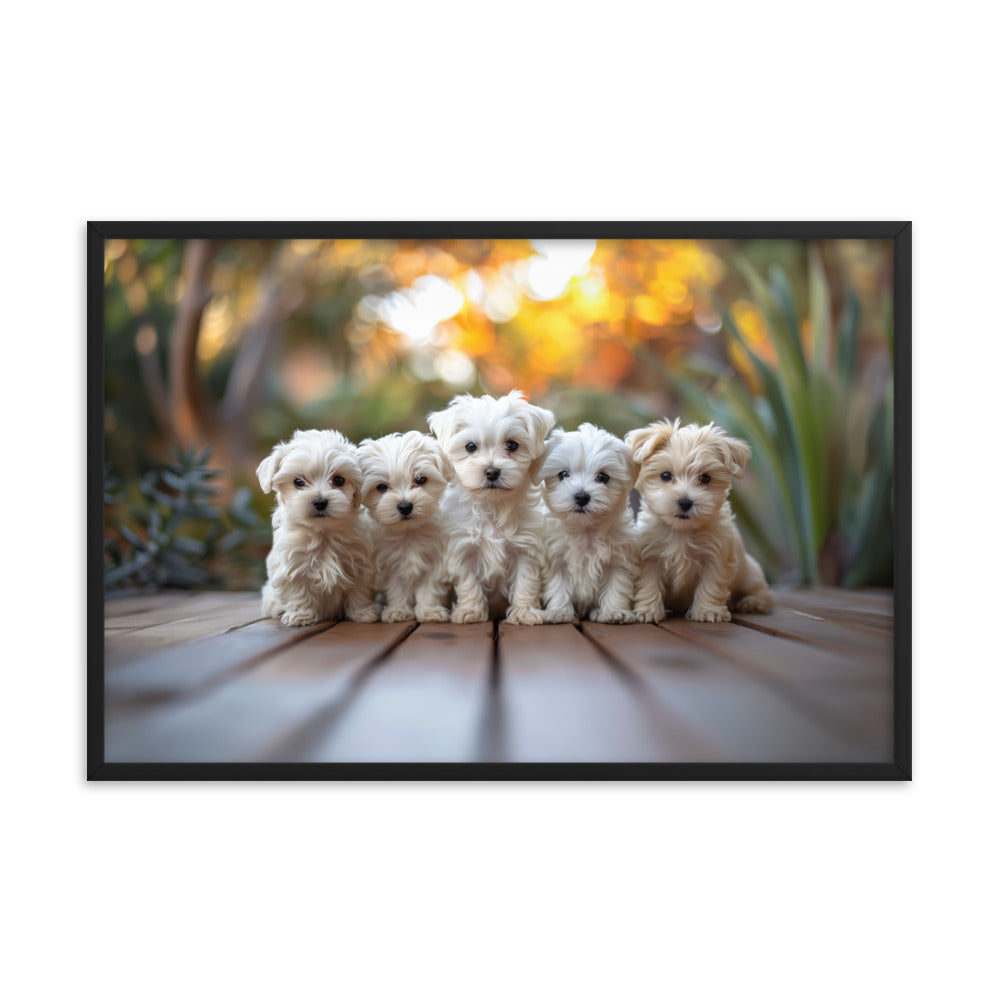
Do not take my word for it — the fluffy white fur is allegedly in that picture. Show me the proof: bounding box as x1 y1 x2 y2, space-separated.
357 431 452 623
538 423 638 624
427 390 556 624
257 429 379 627
626 419 774 623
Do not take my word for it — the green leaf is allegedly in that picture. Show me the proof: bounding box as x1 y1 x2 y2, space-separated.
767 265 809 380
807 243 832 371
161 469 189 492
837 291 860 381
717 300 817 580
172 536 207 556
117 523 146 548
217 530 246 552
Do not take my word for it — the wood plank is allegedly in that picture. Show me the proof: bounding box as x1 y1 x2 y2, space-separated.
776 588 893 632
657 618 892 755
99 588 897 767
105 622 416 763
105 596 266 666
581 622 882 762
102 589 201 619
732 605 893 659
788 585 893 614
104 591 260 630
105 618 333 706
662 618 890 685
496 623 716 762
297 622 494 763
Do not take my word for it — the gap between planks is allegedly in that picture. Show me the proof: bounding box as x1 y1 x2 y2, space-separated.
105 620 419 763
103 590 894 765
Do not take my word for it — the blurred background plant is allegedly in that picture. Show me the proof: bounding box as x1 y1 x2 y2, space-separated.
104 447 267 593
103 236 893 591
643 249 893 586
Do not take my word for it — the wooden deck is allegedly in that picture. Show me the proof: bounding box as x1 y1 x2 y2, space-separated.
102 587 894 766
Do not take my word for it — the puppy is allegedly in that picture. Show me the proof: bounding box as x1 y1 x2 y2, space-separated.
626 419 774 623
427 390 556 624
357 431 452 623
256 429 379 627
537 423 638 624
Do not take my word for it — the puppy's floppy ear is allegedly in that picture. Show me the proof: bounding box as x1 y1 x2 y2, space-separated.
340 456 365 509
256 441 292 493
355 438 376 479
622 449 640 488
523 399 559 482
523 401 558 455
624 419 677 465
718 432 751 479
426 407 449 441
423 435 454 481
532 428 565 483
426 400 464 446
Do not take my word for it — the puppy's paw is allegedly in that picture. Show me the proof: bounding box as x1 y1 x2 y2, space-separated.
543 605 576 624
451 605 489 624
687 605 731 623
415 605 450 623
280 609 318 628
592 607 637 625
735 591 774 614
506 606 545 626
381 606 415 623
348 604 381 624
633 606 666 624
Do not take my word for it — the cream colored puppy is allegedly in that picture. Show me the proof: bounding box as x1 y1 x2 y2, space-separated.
537 423 638 624
357 431 452 623
257 429 379 627
427 390 556 624
626 419 773 623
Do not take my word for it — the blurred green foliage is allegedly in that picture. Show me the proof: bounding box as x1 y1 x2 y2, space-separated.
104 238 186 478
104 448 267 593
645 251 893 586
103 237 894 589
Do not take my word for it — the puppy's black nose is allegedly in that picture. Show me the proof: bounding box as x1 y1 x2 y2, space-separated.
678 497 693 512
397 501 413 516
313 497 328 511
485 467 501 482
574 491 591 507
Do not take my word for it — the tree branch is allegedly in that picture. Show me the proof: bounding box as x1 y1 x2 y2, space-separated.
168 239 216 444
136 326 171 433
220 247 308 427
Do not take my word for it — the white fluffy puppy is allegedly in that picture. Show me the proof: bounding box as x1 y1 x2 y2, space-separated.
537 423 638 624
257 429 379 627
427 390 556 624
357 431 452 623
626 419 774 623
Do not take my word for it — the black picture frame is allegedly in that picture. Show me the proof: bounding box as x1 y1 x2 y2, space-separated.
88 221 911 781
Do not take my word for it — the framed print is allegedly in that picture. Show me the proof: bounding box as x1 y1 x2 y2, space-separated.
89 222 910 779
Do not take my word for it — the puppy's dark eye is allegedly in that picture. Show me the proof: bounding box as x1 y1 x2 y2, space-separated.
558 470 569 480
505 440 519 452
332 475 345 487
465 442 477 453
699 473 711 485
376 483 389 493
415 476 427 486
293 478 305 488
596 472 609 484
660 471 673 482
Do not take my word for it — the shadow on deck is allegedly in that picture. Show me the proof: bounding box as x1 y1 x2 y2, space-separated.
102 587 894 765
